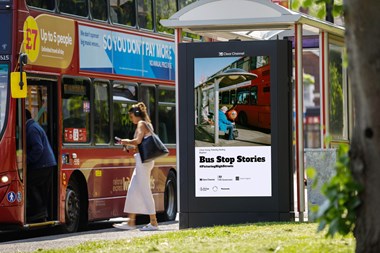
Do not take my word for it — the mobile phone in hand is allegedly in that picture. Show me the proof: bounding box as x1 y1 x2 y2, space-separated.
115 137 128 152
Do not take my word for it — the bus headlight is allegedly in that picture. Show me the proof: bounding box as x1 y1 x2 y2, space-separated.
1 175 9 184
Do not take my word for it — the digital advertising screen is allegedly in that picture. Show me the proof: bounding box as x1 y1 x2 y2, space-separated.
178 40 293 228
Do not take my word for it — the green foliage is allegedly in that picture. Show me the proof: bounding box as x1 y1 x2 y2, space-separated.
306 166 318 189
304 73 315 86
291 0 343 19
155 0 177 34
313 144 362 237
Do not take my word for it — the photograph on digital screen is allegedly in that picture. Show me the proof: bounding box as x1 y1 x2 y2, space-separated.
194 55 272 197
194 56 271 147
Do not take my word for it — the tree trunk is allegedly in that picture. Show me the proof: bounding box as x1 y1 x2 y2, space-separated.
345 1 380 252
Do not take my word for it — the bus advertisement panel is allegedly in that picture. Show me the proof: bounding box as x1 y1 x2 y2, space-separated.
78 25 175 80
21 15 75 69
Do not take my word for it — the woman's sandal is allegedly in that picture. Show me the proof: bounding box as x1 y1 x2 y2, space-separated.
113 223 137 230
139 223 159 231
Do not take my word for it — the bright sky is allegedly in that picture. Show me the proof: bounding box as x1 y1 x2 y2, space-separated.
194 57 240 87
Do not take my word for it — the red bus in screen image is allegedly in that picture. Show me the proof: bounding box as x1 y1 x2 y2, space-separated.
219 57 271 132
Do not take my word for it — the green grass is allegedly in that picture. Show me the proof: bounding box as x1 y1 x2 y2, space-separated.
39 222 355 253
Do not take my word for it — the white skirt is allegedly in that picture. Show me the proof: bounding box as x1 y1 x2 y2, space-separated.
123 153 156 215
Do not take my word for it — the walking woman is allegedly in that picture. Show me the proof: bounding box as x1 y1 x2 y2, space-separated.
113 102 158 231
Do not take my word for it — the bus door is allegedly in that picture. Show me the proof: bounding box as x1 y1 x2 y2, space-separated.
24 77 58 224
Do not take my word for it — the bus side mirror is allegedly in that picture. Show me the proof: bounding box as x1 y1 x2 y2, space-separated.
11 53 28 98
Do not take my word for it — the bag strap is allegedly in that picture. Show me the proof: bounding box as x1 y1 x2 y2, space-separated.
140 120 154 135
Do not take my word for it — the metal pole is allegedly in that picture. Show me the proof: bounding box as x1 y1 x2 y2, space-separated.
320 31 329 148
175 27 182 215
295 23 305 221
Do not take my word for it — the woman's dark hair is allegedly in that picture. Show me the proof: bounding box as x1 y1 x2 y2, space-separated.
25 109 32 120
129 102 151 123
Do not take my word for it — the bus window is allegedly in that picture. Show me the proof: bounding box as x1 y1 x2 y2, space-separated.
155 0 176 34
137 0 153 30
236 57 250 72
112 82 137 140
139 85 156 126
249 56 270 70
220 91 230 105
158 87 175 143
237 90 249 105
26 0 55 10
59 0 88 17
230 89 236 105
26 85 49 132
90 0 107 21
94 81 110 144
62 77 91 143
110 0 136 26
250 86 257 105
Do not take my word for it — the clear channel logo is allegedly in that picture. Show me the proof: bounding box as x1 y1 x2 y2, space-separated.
218 51 245 57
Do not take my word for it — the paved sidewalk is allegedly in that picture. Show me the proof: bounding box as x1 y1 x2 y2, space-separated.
0 221 179 253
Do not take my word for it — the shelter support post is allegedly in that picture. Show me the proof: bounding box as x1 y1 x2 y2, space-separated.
175 27 182 214
320 31 329 148
295 23 305 221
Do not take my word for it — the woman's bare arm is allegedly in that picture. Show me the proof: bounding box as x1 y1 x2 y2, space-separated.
121 121 151 146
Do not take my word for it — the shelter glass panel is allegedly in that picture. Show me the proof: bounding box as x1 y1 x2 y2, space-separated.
328 43 347 141
303 49 321 148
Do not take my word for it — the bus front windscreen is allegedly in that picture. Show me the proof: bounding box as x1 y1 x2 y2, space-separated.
0 64 9 136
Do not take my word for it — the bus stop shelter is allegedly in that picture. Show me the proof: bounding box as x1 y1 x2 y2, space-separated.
161 0 346 221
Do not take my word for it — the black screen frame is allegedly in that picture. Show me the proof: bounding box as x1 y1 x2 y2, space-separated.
178 40 293 228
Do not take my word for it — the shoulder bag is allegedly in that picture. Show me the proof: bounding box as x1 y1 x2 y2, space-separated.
138 121 169 163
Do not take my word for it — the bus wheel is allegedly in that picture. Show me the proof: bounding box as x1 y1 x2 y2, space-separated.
238 112 248 126
64 179 81 233
163 171 177 221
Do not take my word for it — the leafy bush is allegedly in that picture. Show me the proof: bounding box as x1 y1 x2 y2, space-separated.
311 144 362 237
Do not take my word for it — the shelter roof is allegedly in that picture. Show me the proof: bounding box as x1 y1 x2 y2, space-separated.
160 0 344 41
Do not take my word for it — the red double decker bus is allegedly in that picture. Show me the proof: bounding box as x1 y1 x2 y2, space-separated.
0 0 186 232
219 56 271 131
